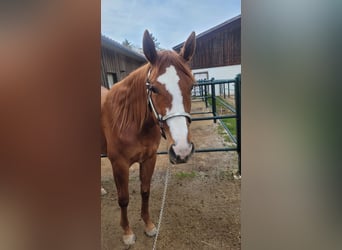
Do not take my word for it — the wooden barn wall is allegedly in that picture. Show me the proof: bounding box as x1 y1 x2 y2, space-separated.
101 47 146 88
189 19 241 69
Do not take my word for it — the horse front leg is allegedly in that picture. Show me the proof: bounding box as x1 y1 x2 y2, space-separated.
140 155 157 237
110 159 136 245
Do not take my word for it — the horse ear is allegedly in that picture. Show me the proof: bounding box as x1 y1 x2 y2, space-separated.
180 31 196 62
143 30 157 65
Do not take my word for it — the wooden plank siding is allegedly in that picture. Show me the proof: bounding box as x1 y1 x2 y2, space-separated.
101 36 146 89
173 15 241 70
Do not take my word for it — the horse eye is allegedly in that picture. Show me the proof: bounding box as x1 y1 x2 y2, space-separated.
150 85 159 94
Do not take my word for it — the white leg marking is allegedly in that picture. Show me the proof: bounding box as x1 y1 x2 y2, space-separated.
101 187 107 195
145 226 157 237
123 233 136 245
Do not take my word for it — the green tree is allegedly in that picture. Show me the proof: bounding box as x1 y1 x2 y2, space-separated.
149 33 161 50
122 39 132 49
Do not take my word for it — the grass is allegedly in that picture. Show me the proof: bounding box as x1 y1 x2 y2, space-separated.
175 171 197 180
206 96 237 140
217 125 231 143
221 117 237 137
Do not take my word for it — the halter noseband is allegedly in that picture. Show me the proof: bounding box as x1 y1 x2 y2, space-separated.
146 69 192 139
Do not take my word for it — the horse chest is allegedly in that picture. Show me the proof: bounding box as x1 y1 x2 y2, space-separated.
112 129 159 163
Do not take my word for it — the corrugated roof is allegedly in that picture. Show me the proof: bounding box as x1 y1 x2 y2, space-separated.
101 35 146 62
173 14 241 50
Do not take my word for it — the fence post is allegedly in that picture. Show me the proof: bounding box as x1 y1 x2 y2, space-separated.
228 83 230 98
200 83 203 98
204 85 208 108
235 74 241 176
211 81 217 123
223 83 226 99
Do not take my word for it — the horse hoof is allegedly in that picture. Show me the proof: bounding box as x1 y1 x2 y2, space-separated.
145 226 157 237
101 187 107 195
122 234 136 245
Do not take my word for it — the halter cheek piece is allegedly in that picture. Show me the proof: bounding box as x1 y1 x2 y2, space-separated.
146 69 192 139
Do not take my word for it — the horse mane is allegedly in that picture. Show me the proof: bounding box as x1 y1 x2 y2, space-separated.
108 50 194 134
109 64 150 133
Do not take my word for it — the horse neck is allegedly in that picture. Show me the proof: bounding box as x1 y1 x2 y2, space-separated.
110 65 151 133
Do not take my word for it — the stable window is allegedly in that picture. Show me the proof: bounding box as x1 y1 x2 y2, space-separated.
193 72 209 96
194 72 208 81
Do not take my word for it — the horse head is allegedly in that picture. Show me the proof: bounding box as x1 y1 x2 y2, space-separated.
143 30 196 164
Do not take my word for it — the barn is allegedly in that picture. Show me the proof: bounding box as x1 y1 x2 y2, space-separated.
101 35 146 89
173 14 241 81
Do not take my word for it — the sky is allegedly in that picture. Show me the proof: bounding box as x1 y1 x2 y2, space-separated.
101 0 241 49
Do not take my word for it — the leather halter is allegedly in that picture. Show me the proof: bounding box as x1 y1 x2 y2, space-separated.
146 69 192 139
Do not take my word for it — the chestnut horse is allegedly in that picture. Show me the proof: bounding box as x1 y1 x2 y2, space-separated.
101 30 196 245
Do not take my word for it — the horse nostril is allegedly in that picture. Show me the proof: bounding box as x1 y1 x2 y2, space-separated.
169 144 176 159
168 143 194 164
190 142 195 154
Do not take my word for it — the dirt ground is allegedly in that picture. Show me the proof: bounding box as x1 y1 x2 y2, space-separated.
101 100 241 250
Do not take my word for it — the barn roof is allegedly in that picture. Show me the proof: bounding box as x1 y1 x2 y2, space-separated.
173 14 241 51
101 35 146 62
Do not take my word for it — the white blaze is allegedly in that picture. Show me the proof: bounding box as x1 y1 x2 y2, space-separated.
157 65 192 158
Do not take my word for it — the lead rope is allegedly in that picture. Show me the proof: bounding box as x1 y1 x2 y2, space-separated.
152 163 171 250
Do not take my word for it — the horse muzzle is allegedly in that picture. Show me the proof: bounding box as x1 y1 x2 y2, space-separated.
168 142 195 164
